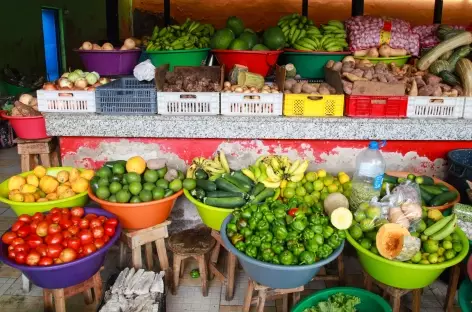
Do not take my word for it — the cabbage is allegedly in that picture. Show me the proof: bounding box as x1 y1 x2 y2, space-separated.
67 72 80 83
85 73 98 85
73 69 85 77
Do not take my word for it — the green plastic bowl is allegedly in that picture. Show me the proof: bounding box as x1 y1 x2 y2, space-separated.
292 287 392 312
183 189 233 231
346 228 470 289
147 48 210 71
353 55 411 66
283 50 351 79
458 278 472 312
0 167 89 216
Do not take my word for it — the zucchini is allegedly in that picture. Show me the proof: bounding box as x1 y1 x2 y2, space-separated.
447 45 472 71
215 178 247 193
419 184 444 196
435 183 450 192
420 176 435 185
203 196 246 208
250 187 276 204
206 191 245 198
429 60 450 75
195 168 209 180
439 50 453 60
196 179 217 192
420 189 433 205
417 32 472 70
249 182 266 197
191 188 206 200
230 171 255 187
383 174 398 184
429 191 458 207
456 58 472 96
439 70 461 86
222 173 252 193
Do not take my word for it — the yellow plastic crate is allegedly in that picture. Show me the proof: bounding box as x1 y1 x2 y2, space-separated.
283 94 344 117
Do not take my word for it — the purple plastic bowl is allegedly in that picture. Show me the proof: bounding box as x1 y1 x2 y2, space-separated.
75 49 141 76
0 207 121 289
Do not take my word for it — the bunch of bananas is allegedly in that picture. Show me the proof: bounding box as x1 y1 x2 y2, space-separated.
186 151 230 181
146 18 215 51
241 155 309 188
278 14 314 47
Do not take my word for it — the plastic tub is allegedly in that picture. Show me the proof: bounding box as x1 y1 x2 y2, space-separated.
0 111 48 139
212 50 283 77
346 228 469 289
0 167 89 216
221 215 344 289
0 207 121 289
89 189 183 229
75 49 142 76
147 48 210 71
5 83 33 96
283 50 351 79
445 149 472 205
184 189 233 231
459 278 472 312
292 287 392 312
353 55 411 66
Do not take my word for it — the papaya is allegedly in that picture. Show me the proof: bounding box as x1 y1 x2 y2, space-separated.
376 223 421 262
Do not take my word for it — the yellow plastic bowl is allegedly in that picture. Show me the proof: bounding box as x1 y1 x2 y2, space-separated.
183 189 234 231
0 167 89 216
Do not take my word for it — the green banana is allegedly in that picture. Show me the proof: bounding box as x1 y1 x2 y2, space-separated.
430 215 457 241
293 43 312 51
292 29 301 43
327 20 345 29
289 18 300 27
424 215 454 236
299 37 317 47
296 39 315 50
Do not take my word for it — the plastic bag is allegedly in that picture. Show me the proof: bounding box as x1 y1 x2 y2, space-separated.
133 60 155 82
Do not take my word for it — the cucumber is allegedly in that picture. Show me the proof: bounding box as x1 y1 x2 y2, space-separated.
222 173 252 193
196 179 217 192
435 183 450 192
230 171 255 187
420 189 433 205
420 176 435 185
419 184 444 196
195 168 209 180
203 196 246 208
215 178 247 193
429 191 458 207
191 188 206 200
250 187 275 204
249 182 266 197
383 174 398 184
206 191 245 198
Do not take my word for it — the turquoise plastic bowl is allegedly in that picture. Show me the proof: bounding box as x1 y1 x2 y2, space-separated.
346 228 470 289
459 278 472 312
292 287 392 312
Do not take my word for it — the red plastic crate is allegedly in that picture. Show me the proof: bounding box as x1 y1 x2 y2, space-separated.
345 95 408 118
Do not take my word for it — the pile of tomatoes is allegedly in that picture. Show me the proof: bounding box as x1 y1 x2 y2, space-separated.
1 207 118 266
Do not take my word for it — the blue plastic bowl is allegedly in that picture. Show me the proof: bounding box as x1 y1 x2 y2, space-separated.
221 215 344 289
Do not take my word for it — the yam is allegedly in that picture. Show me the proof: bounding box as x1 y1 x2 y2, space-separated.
342 72 368 82
301 83 318 94
332 62 343 72
325 60 335 69
291 83 303 94
318 86 330 95
409 79 418 96
284 79 297 91
425 74 442 86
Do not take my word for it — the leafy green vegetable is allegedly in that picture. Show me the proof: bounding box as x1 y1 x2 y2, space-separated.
303 293 361 312
1 101 13 115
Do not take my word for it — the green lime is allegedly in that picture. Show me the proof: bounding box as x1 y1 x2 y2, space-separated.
437 256 445 263
112 163 125 175
323 177 333 186
437 247 445 256
313 180 324 191
177 170 185 180
360 238 372 249
109 174 122 183
96 167 112 179
143 182 156 191
303 182 314 194
422 253 430 260
295 187 306 197
365 231 377 241
96 186 111 200
139 189 153 202
451 233 460 242
320 192 329 201
444 249 456 260
283 187 295 199
349 224 363 240
421 234 429 242
354 211 366 223
416 220 427 233
164 189 174 197
359 219 375 232
152 187 165 200
183 178 197 191
411 232 420 238
303 195 314 205
129 182 143 195
366 206 382 219
305 172 317 182
358 202 370 210
169 179 183 192
108 195 117 203
419 259 430 265
144 169 159 183
452 242 463 253
428 253 439 264
301 178 307 184
121 177 128 185
130 196 141 203
370 246 379 255
122 185 129 191
327 184 338 193
443 235 452 242
423 239 439 253
109 181 123 194
442 240 453 250
126 172 141 184
116 190 131 203
156 167 168 179
411 252 422 263
286 181 297 189
156 179 169 189
98 178 110 187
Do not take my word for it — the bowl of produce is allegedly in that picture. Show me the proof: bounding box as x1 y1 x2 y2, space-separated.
292 287 392 312
88 157 185 229
221 199 345 289
0 207 121 289
147 48 210 71
384 172 460 211
353 56 411 66
212 50 283 77
459 278 472 312
283 51 351 79
0 166 93 216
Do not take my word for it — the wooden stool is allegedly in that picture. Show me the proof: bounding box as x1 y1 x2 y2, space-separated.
363 270 422 312
43 269 103 312
169 227 216 296
208 229 238 301
16 138 60 171
444 264 461 312
243 278 303 312
119 220 171 272
312 253 345 285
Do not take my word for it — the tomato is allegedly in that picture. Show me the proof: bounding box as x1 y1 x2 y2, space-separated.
18 214 32 224
36 244 48 257
82 243 97 256
14 243 29 254
36 221 49 237
67 237 81 251
26 235 43 249
32 212 44 222
45 214 53 223
38 257 53 266
104 218 118 227
94 238 106 249
59 218 73 229
15 251 27 264
2 231 17 244
26 251 41 266
62 231 72 240
50 208 62 215
48 224 61 235
68 225 80 235
85 214 98 221
8 250 16 259
45 233 63 245
104 224 116 237
47 244 63 259
98 216 107 224
103 235 110 243
54 258 63 265
11 221 25 232
91 226 104 239
29 220 40 233
89 218 102 229
50 213 62 224
78 230 93 245
79 218 90 229
59 248 77 263
11 237 25 247
16 225 31 238
60 208 70 216
70 216 81 226
70 207 85 218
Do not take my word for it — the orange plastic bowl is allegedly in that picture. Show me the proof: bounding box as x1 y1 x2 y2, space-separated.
88 189 183 229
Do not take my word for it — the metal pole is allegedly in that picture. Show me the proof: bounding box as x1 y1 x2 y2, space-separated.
302 0 308 17
351 0 364 17
433 0 443 24
164 0 171 26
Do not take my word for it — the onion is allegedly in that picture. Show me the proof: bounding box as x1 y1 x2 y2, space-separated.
124 38 136 49
43 83 57 91
81 41 93 50
120 45 128 50
92 44 102 50
67 72 80 83
91 71 100 80
234 87 243 93
58 77 73 89
61 72 70 78
223 81 231 88
18 94 33 105
73 69 85 77
85 73 98 85
99 77 111 85
74 78 87 89
102 43 114 50
30 98 38 107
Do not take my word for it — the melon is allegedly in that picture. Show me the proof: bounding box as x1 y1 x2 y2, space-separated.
376 223 421 262
324 192 349 216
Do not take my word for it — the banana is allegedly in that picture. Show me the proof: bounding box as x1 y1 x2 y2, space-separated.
242 168 257 182
255 155 266 166
293 44 312 51
204 166 226 174
430 215 457 240
289 173 304 183
258 172 268 183
213 154 221 167
266 165 281 182
327 20 345 29
186 164 197 179
288 160 300 175
280 180 288 189
424 215 454 236
270 157 280 171
292 160 309 176
208 173 222 181
252 166 261 179
272 188 281 201
218 151 230 173
261 179 281 188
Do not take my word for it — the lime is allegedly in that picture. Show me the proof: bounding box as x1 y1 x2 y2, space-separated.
419 259 430 265
421 235 428 242
313 180 324 191
156 179 169 189
444 249 456 260
411 252 422 263
116 190 131 203
164 189 174 197
327 184 338 193
366 206 382 219
130 196 141 203
129 182 143 195
437 256 445 263
139 189 153 202
358 202 370 210
152 187 165 200
295 187 306 197
286 182 297 189
121 177 128 185
416 220 427 233
437 247 445 256
109 174 123 183
452 242 463 253
370 246 379 255
122 185 129 191
144 170 159 183
343 181 352 190
112 163 125 175
169 179 183 192
183 178 197 191
359 219 375 232
143 182 156 191
109 181 123 194
303 195 314 205
365 231 377 241
423 239 439 253
96 167 112 179
283 187 295 199
305 172 317 182
98 178 110 187
311 193 320 202
301 178 307 184
411 232 420 238
443 235 452 241
360 238 372 249
126 172 141 184
304 182 314 194
177 170 185 180
323 177 334 186
96 186 111 200
349 224 363 240
442 240 453 250
428 253 439 264
156 167 168 179
108 195 117 203
451 233 460 242
354 211 366 223
422 253 430 260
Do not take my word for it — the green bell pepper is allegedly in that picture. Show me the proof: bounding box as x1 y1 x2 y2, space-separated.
248 218 258 230
309 214 322 225
323 225 334 239
249 204 259 212
257 220 269 232
245 245 258 258
259 203 270 213
264 212 275 223
260 230 273 242
311 224 323 235
241 208 252 219
314 233 324 245
303 229 315 241
231 233 244 245
249 235 261 247
290 242 305 257
328 233 342 249
291 216 308 232
279 250 295 265
274 226 288 240
253 211 263 221
227 223 237 233
286 231 300 241
338 229 346 239
304 238 319 253
274 207 286 219
285 215 294 225
318 245 333 259
261 248 275 262
299 251 315 265
261 242 271 250
190 269 200 278
235 241 246 252
272 257 280 265
240 227 253 238
272 243 284 255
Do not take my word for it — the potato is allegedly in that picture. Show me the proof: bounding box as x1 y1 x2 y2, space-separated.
284 79 296 91
301 83 318 94
291 83 303 94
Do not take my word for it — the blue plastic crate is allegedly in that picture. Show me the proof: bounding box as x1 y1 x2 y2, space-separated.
95 77 157 115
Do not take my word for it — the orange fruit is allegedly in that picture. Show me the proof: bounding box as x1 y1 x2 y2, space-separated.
126 156 146 175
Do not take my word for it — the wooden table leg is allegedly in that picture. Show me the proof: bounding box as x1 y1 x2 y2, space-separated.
243 279 254 312
411 289 422 312
43 290 53 312
93 272 103 303
293 291 301 306
131 246 142 269
20 154 35 172
337 254 345 286
53 288 66 312
145 243 154 270
83 288 94 305
172 254 183 295
257 289 267 312
445 264 460 312
119 241 127 269
391 293 401 312
198 254 209 297
155 238 169 270
51 150 60 166
39 153 52 167
226 252 237 301
282 294 289 312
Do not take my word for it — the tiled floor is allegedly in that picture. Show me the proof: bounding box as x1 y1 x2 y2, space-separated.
0 147 462 311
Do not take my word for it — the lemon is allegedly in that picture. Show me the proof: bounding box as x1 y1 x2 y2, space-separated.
317 169 327 178
339 173 350 184
126 156 147 175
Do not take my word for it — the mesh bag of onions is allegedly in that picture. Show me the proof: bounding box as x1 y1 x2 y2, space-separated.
345 16 420 56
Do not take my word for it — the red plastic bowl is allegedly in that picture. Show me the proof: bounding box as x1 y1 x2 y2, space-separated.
75 49 142 76
0 111 49 139
212 50 283 77
0 207 121 289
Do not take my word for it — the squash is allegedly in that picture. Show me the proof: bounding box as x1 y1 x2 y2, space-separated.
417 32 472 70
456 58 472 96
439 50 453 61
447 45 472 71
439 70 461 86
323 192 349 216
375 223 421 262
429 60 450 75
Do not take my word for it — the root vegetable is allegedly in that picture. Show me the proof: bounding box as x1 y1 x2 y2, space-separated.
400 203 422 221
58 78 73 89
124 38 136 49
99 77 111 85
43 83 57 91
18 94 33 106
74 78 87 89
291 83 303 94
358 59 373 67
425 74 442 85
342 56 356 63
366 48 379 57
342 72 368 82
92 44 102 50
341 80 353 94
102 43 114 50
389 207 410 228
120 46 128 50
432 86 442 96
353 50 368 57
418 85 436 96
378 44 408 57
284 90 292 94
164 169 178 181
223 81 231 88
326 60 335 69
271 90 279 93
332 62 343 71
301 83 318 94
234 87 243 93
318 86 330 95
409 79 418 96
81 41 93 50
284 79 296 91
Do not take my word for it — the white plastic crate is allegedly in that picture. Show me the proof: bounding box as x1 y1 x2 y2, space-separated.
220 93 283 116
37 90 96 113
157 92 219 115
463 97 472 119
407 96 465 119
